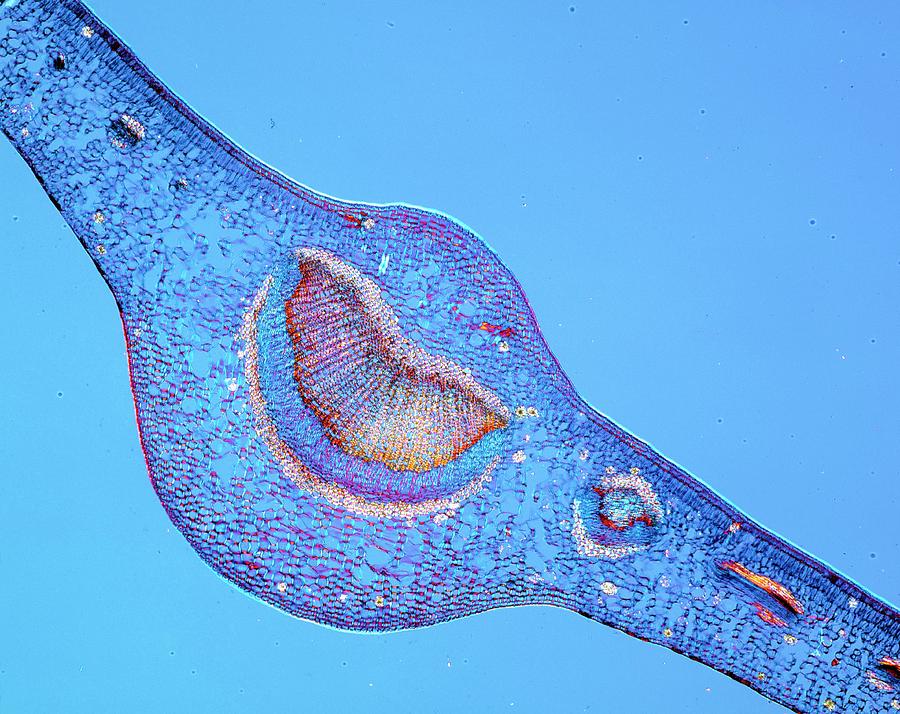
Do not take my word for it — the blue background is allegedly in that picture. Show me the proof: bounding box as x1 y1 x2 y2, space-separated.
1 2 898 712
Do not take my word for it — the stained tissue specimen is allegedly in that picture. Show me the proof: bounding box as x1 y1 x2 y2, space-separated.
0 1 897 712
241 247 509 517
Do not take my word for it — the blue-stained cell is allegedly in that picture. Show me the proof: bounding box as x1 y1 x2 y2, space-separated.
1 2 898 712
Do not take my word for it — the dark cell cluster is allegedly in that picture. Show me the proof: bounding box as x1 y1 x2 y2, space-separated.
1 1 898 711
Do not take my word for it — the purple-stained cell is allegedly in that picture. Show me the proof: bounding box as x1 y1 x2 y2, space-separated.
1 2 898 712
